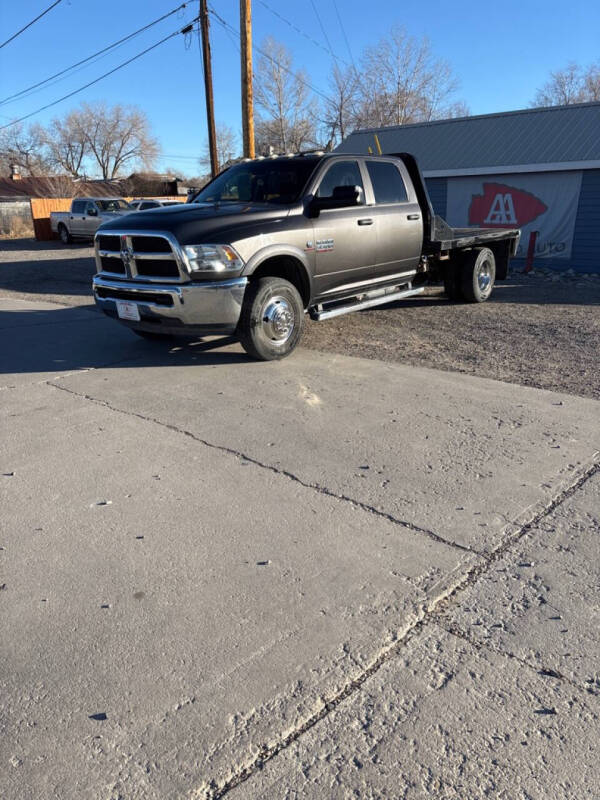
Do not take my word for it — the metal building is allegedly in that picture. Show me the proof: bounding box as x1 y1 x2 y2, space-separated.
337 101 600 274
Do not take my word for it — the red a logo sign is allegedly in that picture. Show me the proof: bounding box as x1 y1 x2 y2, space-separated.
469 183 548 227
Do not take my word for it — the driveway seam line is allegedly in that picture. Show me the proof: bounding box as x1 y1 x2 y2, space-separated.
46 379 477 557
193 456 600 799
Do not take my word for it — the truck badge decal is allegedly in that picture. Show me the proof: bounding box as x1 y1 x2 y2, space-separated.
120 235 134 273
315 238 334 252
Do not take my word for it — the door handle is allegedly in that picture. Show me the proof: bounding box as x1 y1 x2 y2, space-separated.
357 218 373 225
407 214 420 220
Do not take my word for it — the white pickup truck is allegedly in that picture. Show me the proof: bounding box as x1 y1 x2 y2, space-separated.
51 197 131 243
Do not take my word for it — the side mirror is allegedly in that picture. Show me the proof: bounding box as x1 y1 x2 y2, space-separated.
87 207 98 217
308 185 363 216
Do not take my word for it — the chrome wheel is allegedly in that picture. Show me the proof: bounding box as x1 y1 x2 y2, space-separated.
477 259 492 293
261 295 295 345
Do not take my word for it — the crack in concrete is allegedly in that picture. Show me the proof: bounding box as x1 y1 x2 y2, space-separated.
47 379 477 557
437 620 600 699
43 377 600 798
194 456 600 799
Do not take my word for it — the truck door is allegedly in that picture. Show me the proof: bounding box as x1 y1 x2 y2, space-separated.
84 202 100 236
364 159 423 278
69 199 87 236
309 159 376 296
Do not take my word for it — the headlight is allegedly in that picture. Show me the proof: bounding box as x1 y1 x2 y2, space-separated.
183 244 244 274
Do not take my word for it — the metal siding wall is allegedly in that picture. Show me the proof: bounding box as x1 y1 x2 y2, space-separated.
571 169 600 273
424 177 447 217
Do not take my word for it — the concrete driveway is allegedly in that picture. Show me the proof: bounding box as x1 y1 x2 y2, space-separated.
1 297 599 799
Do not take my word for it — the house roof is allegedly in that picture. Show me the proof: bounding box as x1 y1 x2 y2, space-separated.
335 102 600 176
0 176 123 199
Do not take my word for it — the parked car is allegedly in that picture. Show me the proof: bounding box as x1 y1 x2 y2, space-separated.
128 199 184 211
92 152 520 360
50 197 131 243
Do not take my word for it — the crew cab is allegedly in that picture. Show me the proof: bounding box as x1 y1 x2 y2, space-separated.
92 153 520 360
51 197 131 243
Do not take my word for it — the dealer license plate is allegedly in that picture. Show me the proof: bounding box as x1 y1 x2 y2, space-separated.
115 300 140 321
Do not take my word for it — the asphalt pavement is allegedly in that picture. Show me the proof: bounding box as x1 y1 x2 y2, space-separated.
1 296 599 800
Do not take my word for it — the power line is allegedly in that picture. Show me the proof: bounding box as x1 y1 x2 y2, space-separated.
0 0 64 50
257 0 348 66
0 19 198 131
209 7 330 103
308 0 339 68
0 3 189 107
332 0 358 75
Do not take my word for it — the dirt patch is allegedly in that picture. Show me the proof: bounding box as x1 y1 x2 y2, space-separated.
0 238 95 306
1 239 599 400
303 274 600 400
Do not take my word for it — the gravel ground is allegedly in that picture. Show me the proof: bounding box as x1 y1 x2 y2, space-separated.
1 237 599 399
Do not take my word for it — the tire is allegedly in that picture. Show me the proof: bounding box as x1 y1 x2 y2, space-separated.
443 260 463 301
58 224 72 244
237 277 304 361
132 330 173 341
460 247 496 303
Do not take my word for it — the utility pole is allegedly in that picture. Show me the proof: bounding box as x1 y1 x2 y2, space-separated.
240 0 255 158
200 0 218 176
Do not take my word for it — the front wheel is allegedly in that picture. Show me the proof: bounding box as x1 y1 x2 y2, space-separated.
58 224 72 244
461 247 496 302
237 277 304 361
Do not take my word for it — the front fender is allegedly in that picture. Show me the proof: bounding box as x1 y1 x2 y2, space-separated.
242 244 314 295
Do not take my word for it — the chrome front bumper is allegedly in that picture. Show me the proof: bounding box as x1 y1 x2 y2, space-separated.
92 275 248 336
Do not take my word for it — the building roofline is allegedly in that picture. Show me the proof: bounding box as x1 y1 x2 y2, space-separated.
423 160 600 178
350 100 600 136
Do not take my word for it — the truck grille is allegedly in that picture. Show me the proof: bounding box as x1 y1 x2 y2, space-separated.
99 256 125 274
95 233 183 281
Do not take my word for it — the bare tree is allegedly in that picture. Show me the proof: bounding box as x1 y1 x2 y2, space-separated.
199 123 239 172
320 64 360 149
254 37 316 153
356 26 463 128
0 122 51 176
37 113 88 178
65 102 159 179
583 64 600 101
532 61 600 106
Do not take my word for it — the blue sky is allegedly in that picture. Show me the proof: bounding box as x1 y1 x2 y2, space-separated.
1 0 598 175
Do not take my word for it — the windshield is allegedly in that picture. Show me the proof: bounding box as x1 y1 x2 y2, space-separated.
193 158 320 205
97 199 130 211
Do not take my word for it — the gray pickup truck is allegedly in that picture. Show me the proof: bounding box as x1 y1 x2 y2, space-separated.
51 197 131 243
93 152 520 360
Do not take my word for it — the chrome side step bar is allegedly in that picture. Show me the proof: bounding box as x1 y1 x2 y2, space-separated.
310 283 424 322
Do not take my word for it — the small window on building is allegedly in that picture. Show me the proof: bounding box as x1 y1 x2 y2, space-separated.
366 161 409 204
317 160 364 199
72 200 86 214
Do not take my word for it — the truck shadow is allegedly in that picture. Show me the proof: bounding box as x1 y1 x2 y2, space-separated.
0 305 249 377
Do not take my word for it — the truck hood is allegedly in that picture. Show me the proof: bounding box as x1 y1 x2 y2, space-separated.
98 202 291 244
